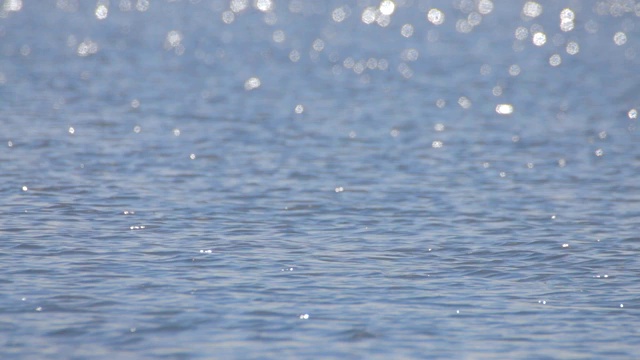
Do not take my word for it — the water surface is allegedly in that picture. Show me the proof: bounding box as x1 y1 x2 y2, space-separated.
2 1 640 358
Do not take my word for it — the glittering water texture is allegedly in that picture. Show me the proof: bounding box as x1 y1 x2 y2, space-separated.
2 1 640 359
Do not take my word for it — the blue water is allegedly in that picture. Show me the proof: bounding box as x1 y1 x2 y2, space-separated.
2 1 640 358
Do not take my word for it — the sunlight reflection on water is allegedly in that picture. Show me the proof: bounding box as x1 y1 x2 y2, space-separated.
1 1 640 359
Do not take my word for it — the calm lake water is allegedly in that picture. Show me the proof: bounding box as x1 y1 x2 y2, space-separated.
2 1 640 358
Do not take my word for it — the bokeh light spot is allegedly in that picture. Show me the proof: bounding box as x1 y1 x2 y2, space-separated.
532 32 547 46
244 77 261 91
549 54 562 66
523 2 543 18
509 64 521 76
478 0 493 15
254 0 273 12
95 4 108 20
332 7 347 23
230 0 248 13
427 9 445 25
515 26 529 40
77 39 98 56
566 41 579 55
458 96 472 109
222 10 235 24
401 24 414 38
272 30 285 43
496 104 514 115
362 7 376 25
379 0 395 16
614 32 627 45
